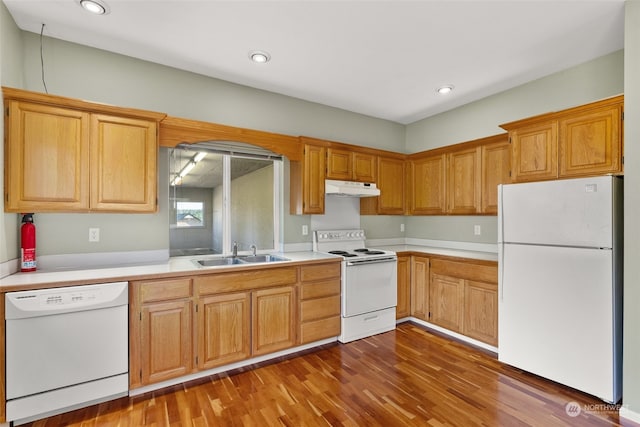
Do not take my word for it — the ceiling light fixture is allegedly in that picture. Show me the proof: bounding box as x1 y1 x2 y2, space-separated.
79 0 108 15
249 51 271 64
171 152 207 186
437 85 454 95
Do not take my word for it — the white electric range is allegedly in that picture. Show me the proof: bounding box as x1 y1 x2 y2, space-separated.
313 229 398 343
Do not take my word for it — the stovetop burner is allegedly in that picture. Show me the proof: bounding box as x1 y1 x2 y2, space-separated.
328 250 358 257
353 248 386 255
313 229 397 260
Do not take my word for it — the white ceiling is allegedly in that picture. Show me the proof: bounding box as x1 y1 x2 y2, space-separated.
3 0 625 124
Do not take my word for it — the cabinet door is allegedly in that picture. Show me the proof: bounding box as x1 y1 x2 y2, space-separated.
353 152 376 182
396 255 411 319
5 101 90 212
481 139 511 214
141 300 193 385
90 114 157 212
464 280 498 346
198 292 250 369
429 273 464 332
326 147 352 180
303 144 326 214
511 122 558 182
362 156 405 215
252 286 296 355
410 256 430 321
447 147 481 214
410 154 446 215
559 105 622 177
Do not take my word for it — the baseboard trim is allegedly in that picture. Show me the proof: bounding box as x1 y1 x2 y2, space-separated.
620 406 640 423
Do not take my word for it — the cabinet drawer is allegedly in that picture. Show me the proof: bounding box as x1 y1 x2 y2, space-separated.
430 259 497 283
300 316 340 344
300 295 341 322
300 279 340 300
300 263 341 282
196 267 298 294
139 278 192 303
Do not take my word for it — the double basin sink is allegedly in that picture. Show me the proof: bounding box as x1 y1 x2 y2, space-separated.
194 254 290 268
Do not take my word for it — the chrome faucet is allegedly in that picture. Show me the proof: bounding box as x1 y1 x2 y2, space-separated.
232 241 238 257
250 244 257 256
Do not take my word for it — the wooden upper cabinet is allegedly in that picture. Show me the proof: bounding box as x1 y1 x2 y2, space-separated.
3 87 164 213
326 147 352 180
5 101 90 212
409 154 446 215
502 95 623 183
481 136 511 214
90 114 157 212
352 152 376 182
510 121 558 182
447 147 481 214
302 144 326 214
376 156 405 214
559 103 622 177
326 147 376 182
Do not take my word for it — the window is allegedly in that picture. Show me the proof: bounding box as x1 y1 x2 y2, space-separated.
168 144 282 257
176 201 204 228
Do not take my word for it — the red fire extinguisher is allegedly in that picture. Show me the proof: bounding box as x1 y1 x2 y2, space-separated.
21 213 36 272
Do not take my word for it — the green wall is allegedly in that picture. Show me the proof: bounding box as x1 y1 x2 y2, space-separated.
623 0 640 419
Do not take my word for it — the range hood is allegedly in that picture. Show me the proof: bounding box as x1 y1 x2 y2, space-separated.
325 179 380 197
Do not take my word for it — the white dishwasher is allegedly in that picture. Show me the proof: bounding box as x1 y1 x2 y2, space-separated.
5 281 129 425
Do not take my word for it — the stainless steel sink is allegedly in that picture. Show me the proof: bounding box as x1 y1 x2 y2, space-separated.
196 257 245 267
194 254 289 267
241 254 289 263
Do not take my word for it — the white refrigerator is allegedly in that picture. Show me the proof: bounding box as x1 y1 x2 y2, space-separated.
498 175 622 403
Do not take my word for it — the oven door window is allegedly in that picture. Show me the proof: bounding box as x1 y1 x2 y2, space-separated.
343 261 397 317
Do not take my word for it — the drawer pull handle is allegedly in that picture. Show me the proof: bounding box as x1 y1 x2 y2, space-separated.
364 315 378 322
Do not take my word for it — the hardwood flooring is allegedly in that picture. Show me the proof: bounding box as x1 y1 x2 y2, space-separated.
24 322 637 426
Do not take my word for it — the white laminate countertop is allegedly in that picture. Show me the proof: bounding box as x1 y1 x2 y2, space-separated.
0 251 340 291
0 245 497 292
373 245 499 262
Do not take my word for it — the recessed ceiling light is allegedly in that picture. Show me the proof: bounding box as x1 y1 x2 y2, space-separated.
249 51 271 63
437 85 454 95
79 0 108 15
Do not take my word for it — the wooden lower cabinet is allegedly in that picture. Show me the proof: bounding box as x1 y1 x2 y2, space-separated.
406 254 498 346
429 273 464 332
410 256 430 321
131 277 194 388
463 280 498 346
198 292 250 369
252 286 297 355
130 261 342 388
429 258 498 346
396 255 411 319
299 263 341 343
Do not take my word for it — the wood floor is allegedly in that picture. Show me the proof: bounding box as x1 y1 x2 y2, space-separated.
24 322 637 427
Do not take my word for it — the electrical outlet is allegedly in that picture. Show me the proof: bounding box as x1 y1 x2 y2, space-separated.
89 227 100 242
302 225 309 236
400 223 405 232
474 225 481 236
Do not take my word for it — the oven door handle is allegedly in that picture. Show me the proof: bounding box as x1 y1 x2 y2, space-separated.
346 256 397 266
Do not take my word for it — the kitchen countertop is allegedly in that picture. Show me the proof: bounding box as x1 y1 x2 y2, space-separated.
0 251 340 292
0 244 498 292
372 245 498 262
